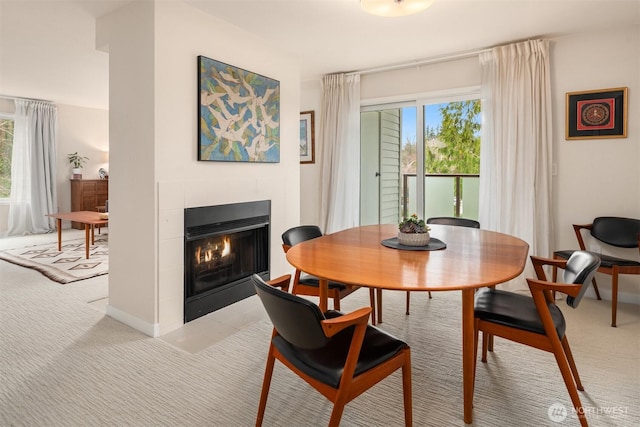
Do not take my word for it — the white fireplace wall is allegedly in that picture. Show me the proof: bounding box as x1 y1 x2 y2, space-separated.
100 0 300 336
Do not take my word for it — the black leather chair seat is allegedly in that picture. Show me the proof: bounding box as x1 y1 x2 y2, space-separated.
555 250 640 268
474 288 566 338
298 273 348 291
273 310 407 388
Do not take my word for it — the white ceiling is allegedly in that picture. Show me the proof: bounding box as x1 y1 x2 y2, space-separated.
1 0 639 110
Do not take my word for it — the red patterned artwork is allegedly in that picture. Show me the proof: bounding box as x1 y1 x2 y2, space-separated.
566 87 627 140
577 98 615 130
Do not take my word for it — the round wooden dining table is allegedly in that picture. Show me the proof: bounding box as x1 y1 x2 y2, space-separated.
285 223 529 424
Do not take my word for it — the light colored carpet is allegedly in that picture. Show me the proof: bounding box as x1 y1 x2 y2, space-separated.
0 234 108 283
0 254 638 426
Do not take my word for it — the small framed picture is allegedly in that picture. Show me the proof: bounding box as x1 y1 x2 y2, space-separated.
300 111 315 164
566 87 628 140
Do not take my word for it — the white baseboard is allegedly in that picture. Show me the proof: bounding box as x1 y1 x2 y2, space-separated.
106 304 161 337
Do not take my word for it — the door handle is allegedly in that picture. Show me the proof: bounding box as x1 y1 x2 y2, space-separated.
375 172 380 177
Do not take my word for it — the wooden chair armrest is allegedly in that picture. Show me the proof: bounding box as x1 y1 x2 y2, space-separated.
266 274 292 293
572 223 593 251
573 223 593 231
531 256 568 268
321 307 372 337
527 278 582 299
530 256 568 281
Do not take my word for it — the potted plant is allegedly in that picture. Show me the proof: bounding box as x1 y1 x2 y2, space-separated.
67 152 89 178
398 214 431 246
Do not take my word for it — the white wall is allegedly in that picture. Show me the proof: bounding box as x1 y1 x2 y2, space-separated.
56 104 109 216
99 0 300 336
301 25 640 304
300 80 322 228
97 0 158 335
551 25 639 304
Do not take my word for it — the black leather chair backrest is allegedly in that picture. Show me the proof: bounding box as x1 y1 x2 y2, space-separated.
252 274 329 349
426 217 480 229
282 225 323 247
591 217 640 248
564 251 601 309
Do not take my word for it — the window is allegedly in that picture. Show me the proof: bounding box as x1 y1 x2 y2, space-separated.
360 88 480 225
0 115 14 199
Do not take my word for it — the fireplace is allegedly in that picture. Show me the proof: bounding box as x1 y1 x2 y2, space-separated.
184 200 270 322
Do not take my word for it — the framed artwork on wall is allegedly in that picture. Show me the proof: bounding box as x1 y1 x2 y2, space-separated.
198 55 280 162
566 87 628 140
300 111 315 164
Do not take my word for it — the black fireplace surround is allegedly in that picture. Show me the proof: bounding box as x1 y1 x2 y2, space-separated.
184 200 270 323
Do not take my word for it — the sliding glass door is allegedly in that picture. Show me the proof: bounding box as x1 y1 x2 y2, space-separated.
361 90 480 225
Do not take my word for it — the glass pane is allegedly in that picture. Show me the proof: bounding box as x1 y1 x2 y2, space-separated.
400 107 417 220
0 118 14 198
425 176 455 218
403 174 417 218
422 100 480 219
461 176 480 220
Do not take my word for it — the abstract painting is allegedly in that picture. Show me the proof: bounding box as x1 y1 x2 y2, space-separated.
198 56 280 162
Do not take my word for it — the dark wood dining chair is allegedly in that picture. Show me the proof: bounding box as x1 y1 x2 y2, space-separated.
473 251 601 427
252 274 413 427
404 217 480 315
282 225 378 324
553 216 640 327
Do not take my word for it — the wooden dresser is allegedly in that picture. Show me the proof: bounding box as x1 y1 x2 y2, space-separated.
70 179 108 229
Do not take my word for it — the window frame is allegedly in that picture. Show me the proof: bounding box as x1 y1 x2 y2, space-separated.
0 112 15 202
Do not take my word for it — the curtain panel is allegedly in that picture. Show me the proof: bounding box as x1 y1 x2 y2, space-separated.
479 39 553 290
6 100 58 236
319 74 360 234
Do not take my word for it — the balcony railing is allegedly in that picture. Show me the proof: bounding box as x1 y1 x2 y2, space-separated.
402 173 480 220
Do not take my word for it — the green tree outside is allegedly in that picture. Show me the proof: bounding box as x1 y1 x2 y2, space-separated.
400 100 480 176
425 100 480 174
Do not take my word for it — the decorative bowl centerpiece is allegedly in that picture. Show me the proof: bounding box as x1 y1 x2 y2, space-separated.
398 214 431 246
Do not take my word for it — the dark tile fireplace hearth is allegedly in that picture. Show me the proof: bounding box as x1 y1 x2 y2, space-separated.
184 200 270 323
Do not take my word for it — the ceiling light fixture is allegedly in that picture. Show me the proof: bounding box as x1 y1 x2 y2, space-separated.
360 0 436 17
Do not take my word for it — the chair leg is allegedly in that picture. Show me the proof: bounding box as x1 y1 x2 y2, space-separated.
611 271 619 327
401 351 413 427
591 277 602 300
369 288 376 325
561 336 584 391
488 333 494 352
328 397 348 427
549 334 588 427
428 291 432 299
481 331 489 363
405 291 411 315
256 348 276 427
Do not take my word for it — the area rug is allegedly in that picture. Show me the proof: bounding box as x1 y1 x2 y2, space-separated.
0 234 108 284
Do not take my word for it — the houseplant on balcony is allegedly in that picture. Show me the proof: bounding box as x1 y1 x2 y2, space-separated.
398 214 431 246
67 152 89 179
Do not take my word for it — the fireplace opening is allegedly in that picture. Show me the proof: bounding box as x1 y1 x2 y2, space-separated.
184 200 270 323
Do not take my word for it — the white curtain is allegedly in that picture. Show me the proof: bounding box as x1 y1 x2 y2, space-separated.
479 39 553 290
319 74 361 233
6 100 58 236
